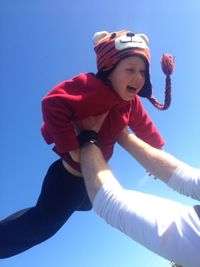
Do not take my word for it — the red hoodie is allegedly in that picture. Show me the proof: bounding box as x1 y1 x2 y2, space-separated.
41 73 164 171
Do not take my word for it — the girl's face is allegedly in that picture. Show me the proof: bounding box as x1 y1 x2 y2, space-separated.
108 56 146 101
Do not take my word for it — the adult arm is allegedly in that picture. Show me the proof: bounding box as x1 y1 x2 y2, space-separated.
80 143 200 267
118 127 200 200
80 140 121 202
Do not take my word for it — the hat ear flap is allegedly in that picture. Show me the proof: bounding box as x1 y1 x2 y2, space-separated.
92 31 109 44
138 34 149 45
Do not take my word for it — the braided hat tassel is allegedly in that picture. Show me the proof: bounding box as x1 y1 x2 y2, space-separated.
148 54 175 110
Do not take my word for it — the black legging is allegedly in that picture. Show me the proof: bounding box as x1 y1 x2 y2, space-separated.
0 159 92 258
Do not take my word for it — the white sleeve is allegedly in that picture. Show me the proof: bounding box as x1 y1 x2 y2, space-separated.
93 184 200 267
168 163 200 201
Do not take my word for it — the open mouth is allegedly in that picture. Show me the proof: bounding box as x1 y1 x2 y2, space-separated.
127 86 137 93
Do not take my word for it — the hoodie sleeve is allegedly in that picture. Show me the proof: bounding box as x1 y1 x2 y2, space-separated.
41 83 80 154
41 73 117 157
128 96 165 149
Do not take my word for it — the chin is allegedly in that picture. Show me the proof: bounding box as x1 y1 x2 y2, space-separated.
124 95 136 101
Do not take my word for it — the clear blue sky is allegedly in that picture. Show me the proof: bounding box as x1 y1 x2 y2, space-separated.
1 1 200 267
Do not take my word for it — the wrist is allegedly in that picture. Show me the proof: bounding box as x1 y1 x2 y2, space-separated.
77 130 101 149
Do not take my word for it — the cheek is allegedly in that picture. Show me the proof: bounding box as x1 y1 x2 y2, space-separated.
112 82 124 96
112 77 121 90
141 77 146 86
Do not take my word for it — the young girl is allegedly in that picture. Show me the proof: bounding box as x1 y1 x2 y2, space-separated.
0 30 174 258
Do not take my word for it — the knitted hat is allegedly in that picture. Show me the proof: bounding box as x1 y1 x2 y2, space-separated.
93 30 174 110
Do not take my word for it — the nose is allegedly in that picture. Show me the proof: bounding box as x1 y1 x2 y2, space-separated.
131 71 144 84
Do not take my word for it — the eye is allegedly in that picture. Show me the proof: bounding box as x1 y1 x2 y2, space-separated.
126 68 134 72
110 32 117 39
